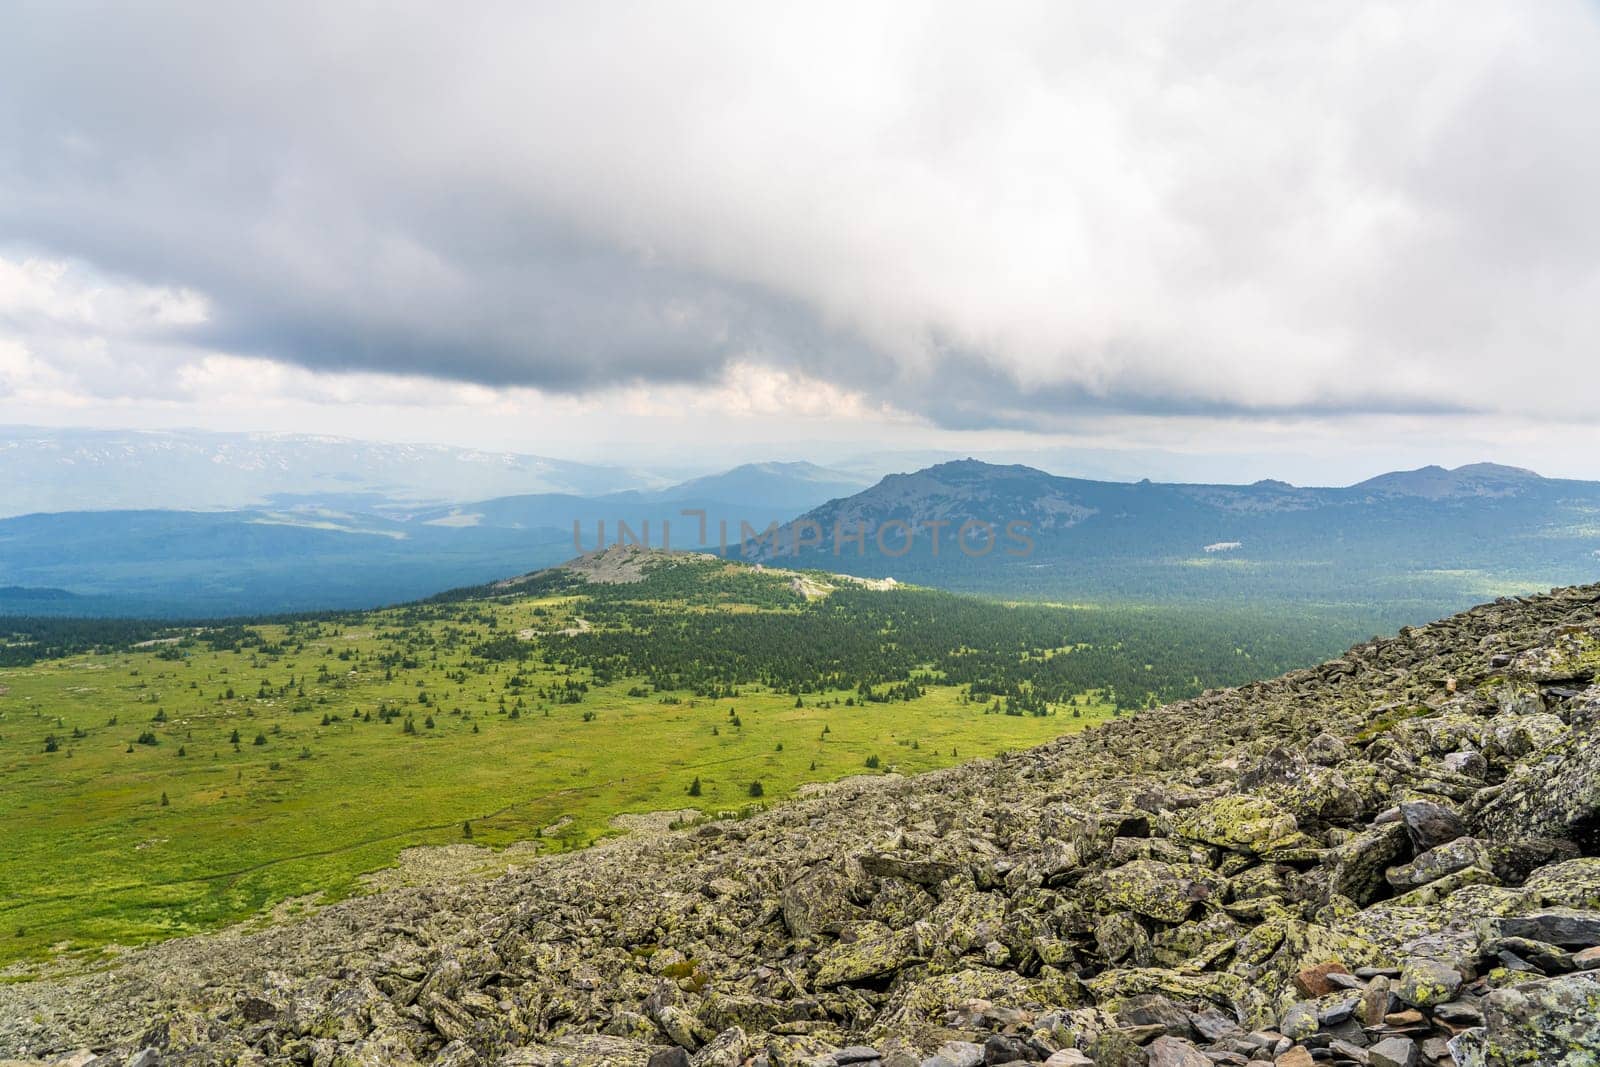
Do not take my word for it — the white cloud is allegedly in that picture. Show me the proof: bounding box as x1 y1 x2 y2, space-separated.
0 337 76 406
0 254 213 403
0 256 206 333
1 1 1599 463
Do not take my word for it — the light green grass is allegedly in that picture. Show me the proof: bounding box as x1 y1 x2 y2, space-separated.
0 595 1112 970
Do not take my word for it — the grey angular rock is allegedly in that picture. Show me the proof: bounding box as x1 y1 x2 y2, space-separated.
1187 1007 1242 1042
1366 1036 1416 1067
1144 1035 1211 1067
931 1043 984 1067
1397 800 1465 852
1431 1000 1484 1025
1442 749 1487 777
1490 908 1600 948
1042 1053 1094 1067
1115 993 1193 1038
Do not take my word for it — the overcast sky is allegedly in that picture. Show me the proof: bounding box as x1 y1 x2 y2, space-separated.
3 1 1600 483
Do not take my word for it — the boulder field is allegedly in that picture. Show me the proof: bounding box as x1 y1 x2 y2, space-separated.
6 586 1600 1066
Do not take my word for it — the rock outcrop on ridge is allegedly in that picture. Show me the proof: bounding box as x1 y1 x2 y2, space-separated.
5 585 1600 1066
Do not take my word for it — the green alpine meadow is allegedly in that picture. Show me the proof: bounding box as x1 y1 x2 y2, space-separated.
2 549 1353 968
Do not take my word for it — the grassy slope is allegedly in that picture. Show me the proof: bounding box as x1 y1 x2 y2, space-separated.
0 587 1116 970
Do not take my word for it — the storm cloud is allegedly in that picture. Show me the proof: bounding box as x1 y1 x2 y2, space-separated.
3 1 1600 429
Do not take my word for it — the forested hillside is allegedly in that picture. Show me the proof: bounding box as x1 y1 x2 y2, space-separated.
755 460 1600 624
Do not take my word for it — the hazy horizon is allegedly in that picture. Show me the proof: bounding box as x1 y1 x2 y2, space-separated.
0 420 1576 497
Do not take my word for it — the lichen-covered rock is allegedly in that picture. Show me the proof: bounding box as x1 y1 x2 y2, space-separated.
497 1035 656 1066
1085 860 1223 924
762 1034 842 1067
1150 909 1239 967
918 885 1007 963
1450 971 1600 1066
691 1026 752 1067
813 924 918 987
782 862 868 937
1227 920 1388 1011
1396 957 1463 1008
333 1030 423 1067
1478 730 1600 846
1522 856 1600 909
1086 967 1272 1029
1094 909 1151 965
1484 835 1580 885
1386 836 1491 889
1484 712 1568 763
1328 821 1410 905
1168 795 1311 856
1333 881 1525 963
868 967 1078 1048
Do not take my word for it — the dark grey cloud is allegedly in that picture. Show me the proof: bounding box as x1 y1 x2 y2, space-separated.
3 1 1600 428
909 354 1484 434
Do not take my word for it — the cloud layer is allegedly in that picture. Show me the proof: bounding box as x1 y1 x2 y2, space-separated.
3 1 1599 430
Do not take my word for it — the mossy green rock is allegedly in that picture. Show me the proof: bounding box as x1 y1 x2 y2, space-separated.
1087 859 1224 924
1226 919 1389 1010
1522 857 1600 910
1169 795 1312 855
1396 957 1462 1009
1087 966 1273 1030
1450 971 1600 1066
781 862 868 937
497 1035 656 1065
813 923 919 987
920 887 1008 963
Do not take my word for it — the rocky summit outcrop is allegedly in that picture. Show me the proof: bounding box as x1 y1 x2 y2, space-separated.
6 586 1600 1067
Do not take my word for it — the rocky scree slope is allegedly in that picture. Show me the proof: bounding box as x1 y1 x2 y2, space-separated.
7 587 1600 1066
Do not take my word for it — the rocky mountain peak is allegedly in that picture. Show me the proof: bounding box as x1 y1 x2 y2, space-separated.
1352 463 1544 500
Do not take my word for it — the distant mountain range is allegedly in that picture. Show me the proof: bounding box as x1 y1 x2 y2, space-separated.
751 459 1600 614
408 461 868 532
0 459 870 616
1 452 1595 620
